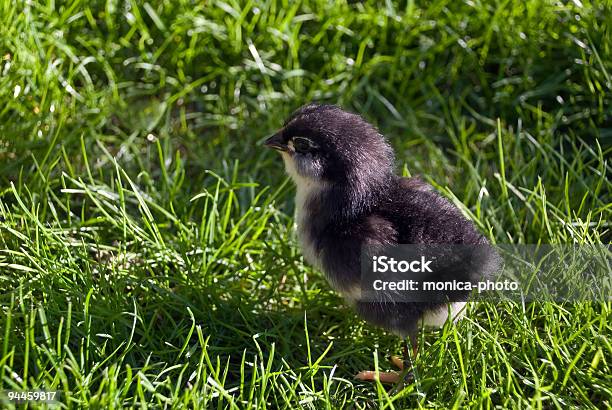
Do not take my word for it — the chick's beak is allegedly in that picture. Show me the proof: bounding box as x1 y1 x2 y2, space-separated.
264 132 287 152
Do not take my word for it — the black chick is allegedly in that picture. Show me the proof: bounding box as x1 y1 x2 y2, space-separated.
264 103 498 383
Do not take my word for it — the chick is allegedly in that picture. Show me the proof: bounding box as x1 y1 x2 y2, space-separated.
265 103 498 383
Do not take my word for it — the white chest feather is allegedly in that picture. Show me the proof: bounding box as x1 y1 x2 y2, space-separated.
281 153 326 268
295 186 321 268
420 302 468 327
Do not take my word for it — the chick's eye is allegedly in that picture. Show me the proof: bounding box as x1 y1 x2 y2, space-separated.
292 137 317 153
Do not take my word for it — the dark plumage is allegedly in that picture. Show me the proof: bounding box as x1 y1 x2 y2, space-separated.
265 103 498 347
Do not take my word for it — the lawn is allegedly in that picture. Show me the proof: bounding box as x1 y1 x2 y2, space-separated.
0 0 610 408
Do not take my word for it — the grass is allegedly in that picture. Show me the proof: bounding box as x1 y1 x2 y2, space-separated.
0 0 610 408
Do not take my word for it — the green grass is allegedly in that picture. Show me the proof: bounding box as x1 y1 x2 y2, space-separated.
0 0 610 408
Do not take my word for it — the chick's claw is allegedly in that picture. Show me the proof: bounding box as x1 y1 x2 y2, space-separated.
354 354 412 384
354 370 401 384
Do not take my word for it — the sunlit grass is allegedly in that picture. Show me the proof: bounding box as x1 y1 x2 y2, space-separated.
0 0 610 408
